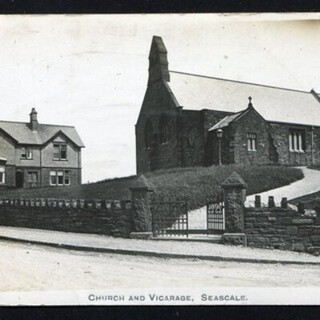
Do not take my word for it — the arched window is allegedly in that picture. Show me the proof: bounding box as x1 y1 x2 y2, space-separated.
159 114 170 144
144 120 153 148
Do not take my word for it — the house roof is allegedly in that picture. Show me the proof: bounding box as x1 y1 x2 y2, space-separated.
0 120 85 147
168 71 320 127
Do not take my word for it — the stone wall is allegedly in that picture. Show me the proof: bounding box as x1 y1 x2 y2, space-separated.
222 172 320 254
0 198 133 238
244 206 320 253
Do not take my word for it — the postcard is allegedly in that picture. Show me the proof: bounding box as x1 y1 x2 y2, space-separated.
0 13 319 306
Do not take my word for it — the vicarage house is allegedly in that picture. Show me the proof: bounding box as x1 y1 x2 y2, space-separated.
0 108 84 189
135 36 320 173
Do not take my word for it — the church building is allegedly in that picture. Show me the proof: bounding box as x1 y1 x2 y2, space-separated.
135 36 320 173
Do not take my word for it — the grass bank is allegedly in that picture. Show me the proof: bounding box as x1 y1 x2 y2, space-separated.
0 165 303 211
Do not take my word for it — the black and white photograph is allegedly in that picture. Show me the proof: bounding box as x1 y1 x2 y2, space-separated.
0 13 320 306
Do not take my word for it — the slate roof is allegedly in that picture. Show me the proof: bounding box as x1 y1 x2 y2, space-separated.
0 120 85 147
168 71 320 127
209 110 245 131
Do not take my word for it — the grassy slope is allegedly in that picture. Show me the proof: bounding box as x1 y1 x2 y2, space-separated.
290 166 320 208
290 191 320 208
0 165 303 211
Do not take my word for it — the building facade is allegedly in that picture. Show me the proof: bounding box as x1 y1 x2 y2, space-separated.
136 36 320 173
0 108 84 188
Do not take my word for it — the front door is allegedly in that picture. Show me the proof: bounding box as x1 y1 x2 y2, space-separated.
15 171 24 188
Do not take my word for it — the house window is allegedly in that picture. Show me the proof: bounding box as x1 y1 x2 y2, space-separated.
144 120 153 148
21 147 33 159
289 129 305 152
160 115 170 144
247 133 257 151
53 144 67 160
64 170 70 185
27 171 38 188
0 166 5 184
50 170 70 186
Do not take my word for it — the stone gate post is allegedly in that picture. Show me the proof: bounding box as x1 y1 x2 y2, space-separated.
221 172 247 245
129 174 155 239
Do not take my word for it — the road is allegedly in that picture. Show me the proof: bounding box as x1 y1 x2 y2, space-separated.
1 240 320 292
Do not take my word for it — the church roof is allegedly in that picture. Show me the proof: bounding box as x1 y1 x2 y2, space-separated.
0 120 85 147
209 110 244 131
168 70 320 127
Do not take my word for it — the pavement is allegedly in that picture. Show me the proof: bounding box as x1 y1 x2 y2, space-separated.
0 226 319 265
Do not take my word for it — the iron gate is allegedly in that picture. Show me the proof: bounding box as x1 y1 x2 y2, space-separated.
151 198 188 237
207 191 225 234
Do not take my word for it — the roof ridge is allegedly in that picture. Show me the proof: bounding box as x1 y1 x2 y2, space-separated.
0 120 74 128
38 123 75 128
0 120 29 125
169 70 310 94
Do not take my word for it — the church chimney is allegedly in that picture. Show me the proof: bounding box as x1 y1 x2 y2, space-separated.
148 36 170 86
30 108 38 131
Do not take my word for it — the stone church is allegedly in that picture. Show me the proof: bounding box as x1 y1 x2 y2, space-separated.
135 36 320 173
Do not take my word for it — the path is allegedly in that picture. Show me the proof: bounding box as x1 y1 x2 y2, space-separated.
188 167 320 228
245 167 320 206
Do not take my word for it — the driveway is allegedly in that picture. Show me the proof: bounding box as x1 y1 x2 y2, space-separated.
245 167 320 206
188 167 320 227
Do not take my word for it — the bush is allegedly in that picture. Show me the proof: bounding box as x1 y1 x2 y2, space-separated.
0 164 303 211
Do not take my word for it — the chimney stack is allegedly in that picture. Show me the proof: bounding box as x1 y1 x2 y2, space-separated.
30 108 38 131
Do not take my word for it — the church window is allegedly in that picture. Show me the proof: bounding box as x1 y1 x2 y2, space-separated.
0 166 5 184
160 115 170 144
144 120 153 148
289 129 305 152
247 133 257 151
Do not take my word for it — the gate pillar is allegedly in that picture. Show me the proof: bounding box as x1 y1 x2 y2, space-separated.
129 174 155 239
221 172 247 246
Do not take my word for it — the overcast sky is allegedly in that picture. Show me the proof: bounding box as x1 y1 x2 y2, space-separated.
0 14 319 182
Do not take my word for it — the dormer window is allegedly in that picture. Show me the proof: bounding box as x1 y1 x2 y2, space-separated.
53 143 67 160
21 147 33 160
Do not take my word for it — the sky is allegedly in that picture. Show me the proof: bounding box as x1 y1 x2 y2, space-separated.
0 14 319 183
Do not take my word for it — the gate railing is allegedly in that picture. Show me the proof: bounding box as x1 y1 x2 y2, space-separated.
207 191 225 234
151 198 188 238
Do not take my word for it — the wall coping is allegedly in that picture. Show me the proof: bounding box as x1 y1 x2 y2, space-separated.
221 172 247 189
129 174 155 191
